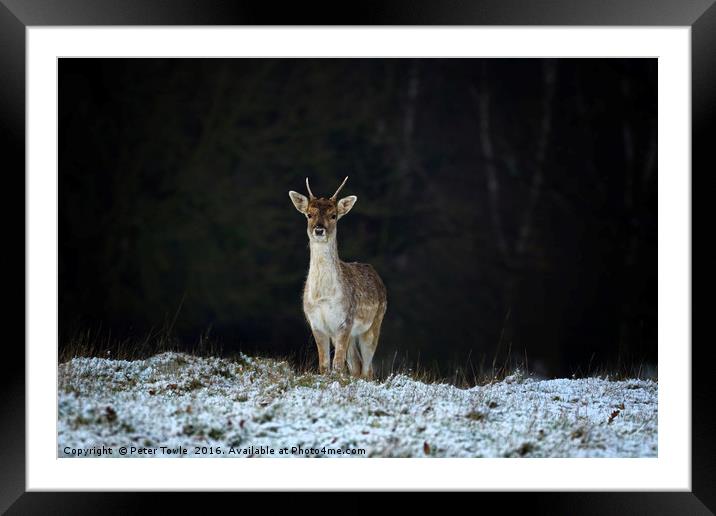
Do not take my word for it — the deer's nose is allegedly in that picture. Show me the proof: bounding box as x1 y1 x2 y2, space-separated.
314 226 325 236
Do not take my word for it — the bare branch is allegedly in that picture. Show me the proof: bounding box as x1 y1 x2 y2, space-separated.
621 75 635 211
397 58 420 197
641 125 657 196
516 59 558 257
472 65 510 263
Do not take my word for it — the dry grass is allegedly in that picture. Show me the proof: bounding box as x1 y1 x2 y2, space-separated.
59 327 223 364
60 328 656 388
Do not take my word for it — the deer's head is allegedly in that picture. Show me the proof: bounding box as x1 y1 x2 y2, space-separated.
289 177 357 243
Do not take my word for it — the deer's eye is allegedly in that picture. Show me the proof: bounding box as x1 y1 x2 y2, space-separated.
307 213 312 218
331 214 337 220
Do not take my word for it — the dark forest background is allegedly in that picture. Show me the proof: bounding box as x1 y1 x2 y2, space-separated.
59 58 657 378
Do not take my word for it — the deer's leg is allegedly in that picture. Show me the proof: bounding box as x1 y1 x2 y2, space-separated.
359 309 385 378
346 338 361 377
357 331 375 379
312 330 331 374
331 329 352 374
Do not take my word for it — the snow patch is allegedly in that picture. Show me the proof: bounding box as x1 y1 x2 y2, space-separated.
58 352 657 457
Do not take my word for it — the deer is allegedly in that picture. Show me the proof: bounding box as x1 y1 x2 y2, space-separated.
289 177 387 378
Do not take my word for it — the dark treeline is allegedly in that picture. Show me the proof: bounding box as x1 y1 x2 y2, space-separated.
59 58 657 377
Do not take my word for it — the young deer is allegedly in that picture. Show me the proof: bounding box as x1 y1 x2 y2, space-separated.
289 177 387 378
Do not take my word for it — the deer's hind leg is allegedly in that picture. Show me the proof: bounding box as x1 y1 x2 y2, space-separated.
358 309 385 379
346 337 361 377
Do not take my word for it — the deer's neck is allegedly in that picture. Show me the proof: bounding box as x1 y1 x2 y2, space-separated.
306 238 342 300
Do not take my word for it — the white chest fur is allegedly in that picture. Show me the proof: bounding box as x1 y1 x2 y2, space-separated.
304 242 348 335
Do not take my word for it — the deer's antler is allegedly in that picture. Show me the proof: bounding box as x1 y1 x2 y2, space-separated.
305 177 316 199
331 176 349 200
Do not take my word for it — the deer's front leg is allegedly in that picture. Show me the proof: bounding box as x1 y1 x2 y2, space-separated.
312 329 331 374
331 329 352 374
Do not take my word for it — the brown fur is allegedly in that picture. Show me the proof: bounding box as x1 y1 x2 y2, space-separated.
289 180 387 377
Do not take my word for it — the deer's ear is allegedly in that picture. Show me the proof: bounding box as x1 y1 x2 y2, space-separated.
336 195 357 219
289 191 309 214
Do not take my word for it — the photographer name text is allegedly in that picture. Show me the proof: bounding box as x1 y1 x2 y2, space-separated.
62 445 366 457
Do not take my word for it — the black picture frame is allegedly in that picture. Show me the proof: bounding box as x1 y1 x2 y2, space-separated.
2 0 710 513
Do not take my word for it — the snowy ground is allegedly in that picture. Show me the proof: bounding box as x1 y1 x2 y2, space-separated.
58 352 657 458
